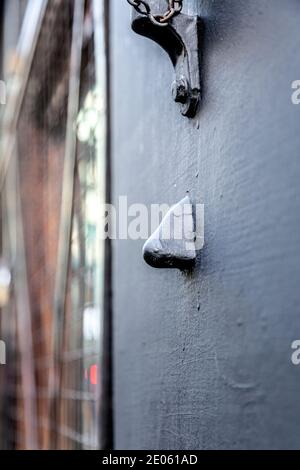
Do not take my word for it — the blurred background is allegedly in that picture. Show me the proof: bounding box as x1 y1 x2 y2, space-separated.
0 0 300 451
0 0 111 450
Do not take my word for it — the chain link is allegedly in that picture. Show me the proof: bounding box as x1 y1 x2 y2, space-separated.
127 0 183 27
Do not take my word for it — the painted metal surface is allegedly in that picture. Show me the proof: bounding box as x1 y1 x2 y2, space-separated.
112 0 300 449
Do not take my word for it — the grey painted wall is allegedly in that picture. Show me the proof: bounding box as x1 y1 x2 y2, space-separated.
111 0 300 449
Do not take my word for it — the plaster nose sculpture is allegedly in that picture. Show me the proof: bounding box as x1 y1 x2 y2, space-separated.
143 196 196 270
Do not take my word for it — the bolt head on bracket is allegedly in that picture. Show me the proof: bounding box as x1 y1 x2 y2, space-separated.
172 77 189 104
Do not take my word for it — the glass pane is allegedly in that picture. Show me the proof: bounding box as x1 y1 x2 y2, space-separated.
59 0 107 450
0 0 108 450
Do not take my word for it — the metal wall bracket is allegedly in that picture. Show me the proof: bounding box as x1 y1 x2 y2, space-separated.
131 3 202 118
143 196 196 270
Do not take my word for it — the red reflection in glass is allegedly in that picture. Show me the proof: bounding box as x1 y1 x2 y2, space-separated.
90 364 98 386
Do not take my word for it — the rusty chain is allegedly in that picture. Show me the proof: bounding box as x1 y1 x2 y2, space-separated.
127 0 183 27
